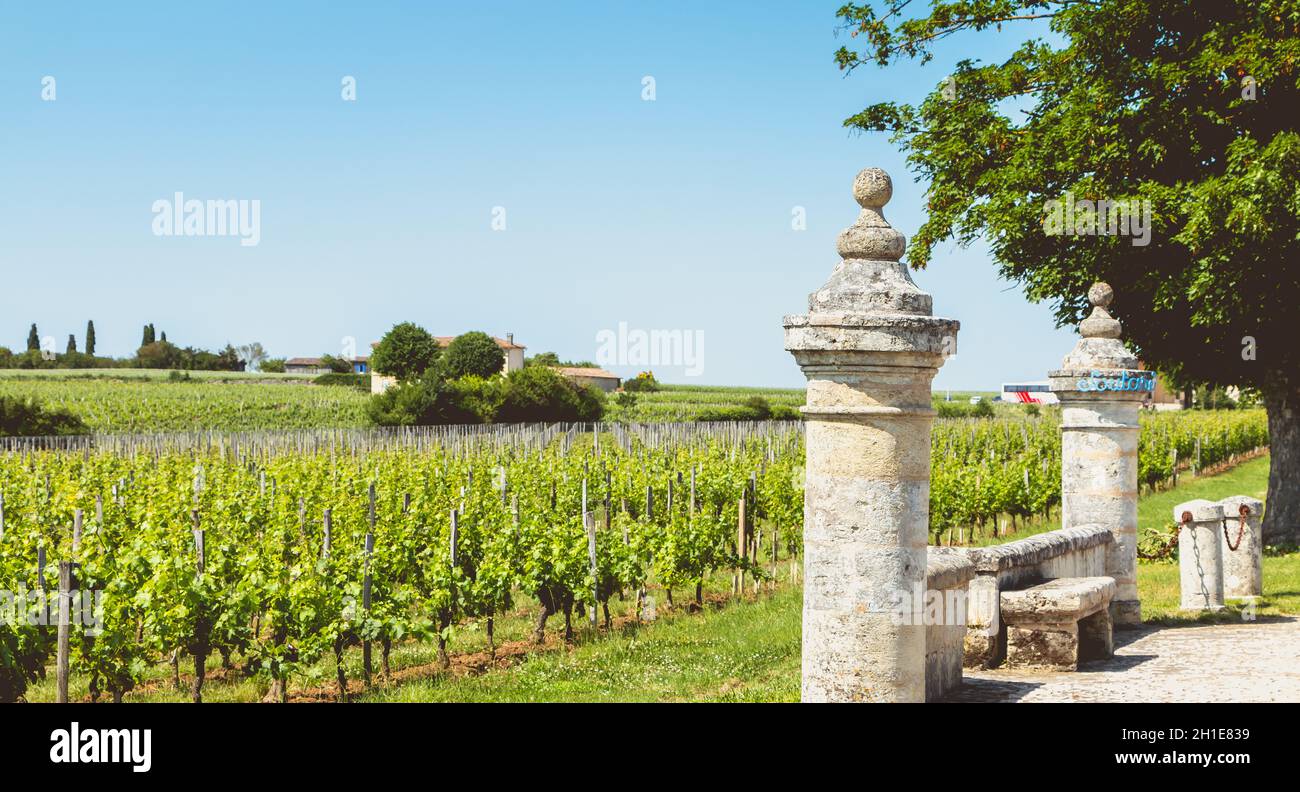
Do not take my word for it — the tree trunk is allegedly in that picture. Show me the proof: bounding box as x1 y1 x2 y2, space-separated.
334 637 348 702
1263 386 1300 546
436 611 452 670
533 604 551 645
191 645 206 704
487 616 496 661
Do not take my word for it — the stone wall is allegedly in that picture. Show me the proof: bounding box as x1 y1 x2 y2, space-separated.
956 525 1113 668
926 548 975 701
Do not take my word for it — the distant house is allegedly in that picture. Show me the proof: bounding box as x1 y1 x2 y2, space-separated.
555 366 620 393
371 333 526 394
285 357 327 374
285 356 370 375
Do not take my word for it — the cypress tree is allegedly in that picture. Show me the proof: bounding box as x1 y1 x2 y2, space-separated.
143 324 155 346
85 320 96 356
27 324 39 351
66 335 77 355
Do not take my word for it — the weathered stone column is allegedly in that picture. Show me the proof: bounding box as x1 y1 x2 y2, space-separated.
1175 499 1225 611
1049 284 1150 628
1217 495 1263 600
784 168 958 702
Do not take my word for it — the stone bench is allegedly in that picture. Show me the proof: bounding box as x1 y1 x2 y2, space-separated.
954 524 1113 669
1001 577 1116 671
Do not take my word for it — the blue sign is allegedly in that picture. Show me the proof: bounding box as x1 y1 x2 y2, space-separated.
1076 369 1155 392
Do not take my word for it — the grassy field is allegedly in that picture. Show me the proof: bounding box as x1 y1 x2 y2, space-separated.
2 371 1046 432
0 376 370 433
0 368 314 382
27 450 1289 703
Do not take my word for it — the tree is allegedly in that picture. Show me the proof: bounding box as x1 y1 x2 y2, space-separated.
318 354 353 374
444 331 505 379
142 324 155 346
836 0 1300 541
236 342 268 371
0 396 87 437
370 322 441 382
65 335 77 355
525 351 561 368
85 321 96 356
260 358 287 374
497 366 605 423
27 324 39 352
136 341 182 369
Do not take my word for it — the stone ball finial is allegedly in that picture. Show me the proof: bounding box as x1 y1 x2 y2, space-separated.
1088 282 1114 310
837 168 906 262
853 168 893 208
1079 281 1122 340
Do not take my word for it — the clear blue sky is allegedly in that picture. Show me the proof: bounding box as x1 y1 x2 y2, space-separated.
1 1 1077 389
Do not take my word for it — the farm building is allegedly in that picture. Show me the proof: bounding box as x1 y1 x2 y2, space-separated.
554 366 620 393
371 333 526 394
285 356 370 375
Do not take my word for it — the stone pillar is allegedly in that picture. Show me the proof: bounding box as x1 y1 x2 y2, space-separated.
784 168 958 702
1175 499 1225 611
1048 284 1150 628
1217 495 1263 600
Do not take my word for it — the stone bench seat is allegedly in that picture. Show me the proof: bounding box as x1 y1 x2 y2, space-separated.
1000 577 1116 671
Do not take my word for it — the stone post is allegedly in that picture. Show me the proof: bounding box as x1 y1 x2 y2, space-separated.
1175 499 1225 611
1048 284 1151 627
784 168 958 702
1217 495 1263 600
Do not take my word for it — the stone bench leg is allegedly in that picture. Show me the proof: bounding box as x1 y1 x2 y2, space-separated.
1078 607 1114 662
1007 621 1079 671
963 574 1002 669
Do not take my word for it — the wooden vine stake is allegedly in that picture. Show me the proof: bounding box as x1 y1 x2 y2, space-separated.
56 509 83 703
585 511 598 628
362 483 376 686
192 508 208 703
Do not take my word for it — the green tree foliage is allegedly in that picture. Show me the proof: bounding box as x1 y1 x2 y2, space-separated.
142 324 156 346
370 322 440 383
26 324 38 352
444 332 505 379
497 366 604 423
85 321 96 356
0 395 87 437
260 358 287 373
524 351 561 368
366 375 455 426
318 354 354 374
835 0 1300 538
622 371 660 393
448 374 506 422
137 341 183 369
65 335 77 355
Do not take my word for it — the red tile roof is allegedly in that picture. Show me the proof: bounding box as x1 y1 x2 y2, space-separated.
555 366 619 380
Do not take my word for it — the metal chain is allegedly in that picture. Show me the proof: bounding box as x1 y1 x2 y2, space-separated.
1222 504 1249 552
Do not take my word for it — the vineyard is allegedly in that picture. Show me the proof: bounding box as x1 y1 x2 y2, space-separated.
0 410 1269 702
0 378 370 433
